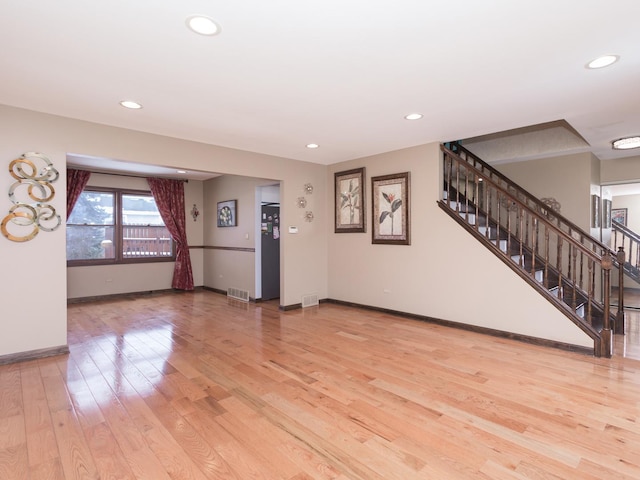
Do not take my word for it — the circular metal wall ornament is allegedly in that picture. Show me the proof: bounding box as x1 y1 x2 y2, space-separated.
297 196 307 208
2 152 60 242
304 183 313 194
304 211 314 222
1 205 40 242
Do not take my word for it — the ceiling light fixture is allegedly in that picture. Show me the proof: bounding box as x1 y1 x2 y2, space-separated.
306 143 319 149
586 55 619 69
186 15 221 36
120 100 142 109
404 113 423 120
612 136 640 150
177 170 187 174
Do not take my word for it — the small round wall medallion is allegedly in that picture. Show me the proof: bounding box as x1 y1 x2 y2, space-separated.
304 211 314 222
304 183 313 194
297 196 307 208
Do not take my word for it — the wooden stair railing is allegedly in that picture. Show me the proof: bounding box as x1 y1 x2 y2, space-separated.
612 219 640 283
440 142 624 357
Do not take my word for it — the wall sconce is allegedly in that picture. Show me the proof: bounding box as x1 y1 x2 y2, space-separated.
190 204 200 221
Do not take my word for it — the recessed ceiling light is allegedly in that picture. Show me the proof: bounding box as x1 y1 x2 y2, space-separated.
120 100 142 109
177 170 187 174
186 15 221 36
612 136 640 150
404 113 423 120
586 55 619 69
306 143 319 149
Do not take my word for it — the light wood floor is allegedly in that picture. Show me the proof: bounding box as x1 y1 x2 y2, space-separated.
3 291 640 479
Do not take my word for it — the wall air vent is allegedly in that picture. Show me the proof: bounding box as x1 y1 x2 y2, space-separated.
301 293 319 308
227 287 250 302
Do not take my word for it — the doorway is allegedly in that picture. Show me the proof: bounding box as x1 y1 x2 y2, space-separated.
255 184 281 302
260 203 280 300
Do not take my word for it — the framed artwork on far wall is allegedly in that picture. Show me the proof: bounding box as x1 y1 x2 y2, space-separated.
335 167 366 233
371 171 410 245
217 200 237 227
612 207 628 226
591 194 600 228
603 199 612 228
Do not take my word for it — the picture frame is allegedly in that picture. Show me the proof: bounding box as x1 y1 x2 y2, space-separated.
603 199 612 228
335 167 366 233
591 194 600 228
372 172 410 245
612 207 628 226
217 200 237 227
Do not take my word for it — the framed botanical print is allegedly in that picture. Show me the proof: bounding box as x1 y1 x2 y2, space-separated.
217 200 237 227
335 167 365 233
371 172 410 245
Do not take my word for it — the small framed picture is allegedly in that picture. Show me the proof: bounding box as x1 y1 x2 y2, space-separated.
591 194 600 228
603 199 612 228
612 207 627 226
217 200 237 227
372 172 410 245
335 167 366 233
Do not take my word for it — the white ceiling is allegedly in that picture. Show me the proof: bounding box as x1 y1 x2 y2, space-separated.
2 0 640 174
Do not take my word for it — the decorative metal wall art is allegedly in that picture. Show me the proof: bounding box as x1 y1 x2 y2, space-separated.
190 203 200 221
1 152 61 242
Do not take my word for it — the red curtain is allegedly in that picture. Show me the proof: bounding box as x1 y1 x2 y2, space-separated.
147 178 194 291
66 169 91 219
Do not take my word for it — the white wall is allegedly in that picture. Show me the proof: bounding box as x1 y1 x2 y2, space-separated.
327 144 592 348
494 152 595 232
0 104 327 357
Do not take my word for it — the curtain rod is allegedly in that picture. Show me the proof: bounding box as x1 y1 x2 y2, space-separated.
72 168 188 182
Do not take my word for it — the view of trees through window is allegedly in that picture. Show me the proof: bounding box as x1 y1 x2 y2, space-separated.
67 189 174 264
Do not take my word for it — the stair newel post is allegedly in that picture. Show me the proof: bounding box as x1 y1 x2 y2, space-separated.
616 246 626 335
601 252 613 358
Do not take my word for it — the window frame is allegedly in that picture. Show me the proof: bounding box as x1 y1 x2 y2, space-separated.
66 186 176 267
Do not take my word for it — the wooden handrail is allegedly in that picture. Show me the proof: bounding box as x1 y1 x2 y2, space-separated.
447 143 616 257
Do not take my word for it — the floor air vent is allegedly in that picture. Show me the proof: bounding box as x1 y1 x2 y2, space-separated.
301 293 319 308
227 287 250 302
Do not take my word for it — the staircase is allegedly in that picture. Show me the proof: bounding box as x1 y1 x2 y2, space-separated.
440 142 624 357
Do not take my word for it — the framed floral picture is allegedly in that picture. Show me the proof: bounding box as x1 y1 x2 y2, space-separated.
371 172 410 245
217 200 237 227
335 167 365 233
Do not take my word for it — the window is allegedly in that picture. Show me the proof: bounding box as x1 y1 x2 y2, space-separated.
67 188 175 265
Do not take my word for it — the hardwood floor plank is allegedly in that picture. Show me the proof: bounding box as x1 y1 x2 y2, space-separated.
49 406 100 480
0 364 23 419
83 422 137 480
0 444 29 480
29 458 66 480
